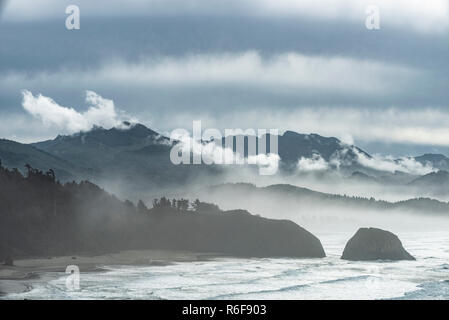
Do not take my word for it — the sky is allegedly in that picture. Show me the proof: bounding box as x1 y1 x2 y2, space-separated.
0 0 449 156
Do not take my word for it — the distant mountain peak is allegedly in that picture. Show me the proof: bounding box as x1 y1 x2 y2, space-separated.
91 124 105 131
409 170 449 190
63 122 159 139
282 130 301 137
31 122 168 159
108 122 159 137
282 131 340 143
278 130 364 169
416 153 449 161
414 153 449 171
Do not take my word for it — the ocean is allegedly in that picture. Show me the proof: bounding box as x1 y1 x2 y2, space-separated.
4 231 449 300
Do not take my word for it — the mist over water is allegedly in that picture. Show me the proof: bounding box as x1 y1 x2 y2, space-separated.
196 187 449 234
138 164 449 234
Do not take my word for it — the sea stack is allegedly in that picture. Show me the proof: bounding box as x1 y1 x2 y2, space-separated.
341 228 415 261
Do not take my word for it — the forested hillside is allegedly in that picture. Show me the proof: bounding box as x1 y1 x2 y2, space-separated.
0 162 325 261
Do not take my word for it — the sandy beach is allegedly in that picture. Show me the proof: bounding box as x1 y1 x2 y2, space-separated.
0 250 219 297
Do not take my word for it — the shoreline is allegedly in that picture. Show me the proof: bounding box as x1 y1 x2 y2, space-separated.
0 249 222 297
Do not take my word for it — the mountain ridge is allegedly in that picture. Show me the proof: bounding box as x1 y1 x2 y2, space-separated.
1 123 448 199
200 182 449 216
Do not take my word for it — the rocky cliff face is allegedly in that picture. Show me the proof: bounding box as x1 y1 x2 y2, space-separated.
148 209 326 258
341 228 415 261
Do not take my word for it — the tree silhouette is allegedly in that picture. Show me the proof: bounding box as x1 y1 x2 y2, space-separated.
137 199 148 213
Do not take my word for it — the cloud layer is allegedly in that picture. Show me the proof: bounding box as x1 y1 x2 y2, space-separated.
4 52 438 146
9 61 449 147
4 0 449 33
7 52 416 97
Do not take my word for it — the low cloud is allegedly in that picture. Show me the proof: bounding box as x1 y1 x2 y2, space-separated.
295 146 435 175
297 154 329 172
21 90 125 133
351 147 435 175
170 130 279 175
